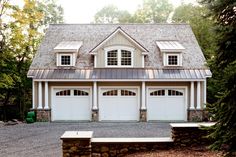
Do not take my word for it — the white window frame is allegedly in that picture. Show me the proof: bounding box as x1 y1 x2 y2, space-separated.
105 46 134 67
57 53 73 66
165 53 182 66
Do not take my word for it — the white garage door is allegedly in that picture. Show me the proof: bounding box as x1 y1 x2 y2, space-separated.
147 88 186 121
99 88 139 121
51 88 91 121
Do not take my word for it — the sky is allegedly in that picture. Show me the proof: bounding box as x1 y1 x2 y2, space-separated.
57 0 197 23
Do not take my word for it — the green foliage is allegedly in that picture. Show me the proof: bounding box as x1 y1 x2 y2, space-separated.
37 0 64 26
133 0 173 23
172 4 217 60
94 5 132 23
201 0 236 154
0 0 64 121
94 0 173 23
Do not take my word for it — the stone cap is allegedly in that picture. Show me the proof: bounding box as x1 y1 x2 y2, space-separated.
92 137 173 143
61 131 93 140
170 122 216 128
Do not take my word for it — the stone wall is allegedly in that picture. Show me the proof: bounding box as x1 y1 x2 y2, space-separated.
36 109 51 122
61 123 215 157
92 142 172 157
62 139 91 157
170 123 214 147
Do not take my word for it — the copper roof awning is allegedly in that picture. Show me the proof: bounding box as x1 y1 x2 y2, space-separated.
27 69 212 80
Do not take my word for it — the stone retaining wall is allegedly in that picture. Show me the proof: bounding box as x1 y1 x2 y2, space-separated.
170 123 214 147
61 123 215 157
92 142 172 157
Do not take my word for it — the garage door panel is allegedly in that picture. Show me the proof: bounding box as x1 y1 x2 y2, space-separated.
99 88 139 121
52 88 91 121
147 88 186 121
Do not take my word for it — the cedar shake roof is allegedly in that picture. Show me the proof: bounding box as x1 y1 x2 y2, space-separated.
30 24 208 70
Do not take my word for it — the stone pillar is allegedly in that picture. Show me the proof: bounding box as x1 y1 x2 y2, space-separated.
44 81 49 109
92 110 98 122
38 81 43 109
61 131 93 157
140 110 147 122
36 109 51 122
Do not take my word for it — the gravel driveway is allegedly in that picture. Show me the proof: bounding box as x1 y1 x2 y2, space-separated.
0 122 171 157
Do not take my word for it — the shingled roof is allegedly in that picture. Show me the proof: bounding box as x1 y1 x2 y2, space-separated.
30 24 208 70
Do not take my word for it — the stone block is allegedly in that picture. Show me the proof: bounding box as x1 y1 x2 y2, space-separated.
101 146 109 152
92 153 101 157
101 153 109 157
120 148 128 154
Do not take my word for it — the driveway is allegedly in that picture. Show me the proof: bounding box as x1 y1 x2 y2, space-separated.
0 122 171 157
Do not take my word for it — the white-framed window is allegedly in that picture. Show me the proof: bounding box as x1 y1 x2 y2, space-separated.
105 46 134 67
107 50 118 66
168 55 178 65
58 54 73 66
121 50 132 66
164 53 182 66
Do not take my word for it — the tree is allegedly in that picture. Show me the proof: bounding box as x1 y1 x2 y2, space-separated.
172 4 217 60
133 0 173 23
37 0 64 27
201 0 236 155
94 0 173 23
94 5 132 23
0 0 64 121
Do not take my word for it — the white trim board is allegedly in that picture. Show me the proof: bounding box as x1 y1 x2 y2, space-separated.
33 79 206 82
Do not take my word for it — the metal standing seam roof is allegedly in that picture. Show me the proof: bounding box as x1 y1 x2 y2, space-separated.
156 41 185 52
53 41 83 52
27 69 212 80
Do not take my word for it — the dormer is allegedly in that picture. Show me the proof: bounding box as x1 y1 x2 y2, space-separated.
90 27 148 68
54 41 83 67
156 41 185 67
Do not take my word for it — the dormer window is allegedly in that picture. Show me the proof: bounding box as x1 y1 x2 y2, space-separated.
54 41 83 67
156 41 185 67
121 50 132 66
105 46 133 67
60 54 72 66
107 50 118 66
167 54 179 66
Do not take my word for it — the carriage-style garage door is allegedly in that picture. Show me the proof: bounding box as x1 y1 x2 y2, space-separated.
51 87 91 121
147 88 187 121
99 87 139 121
